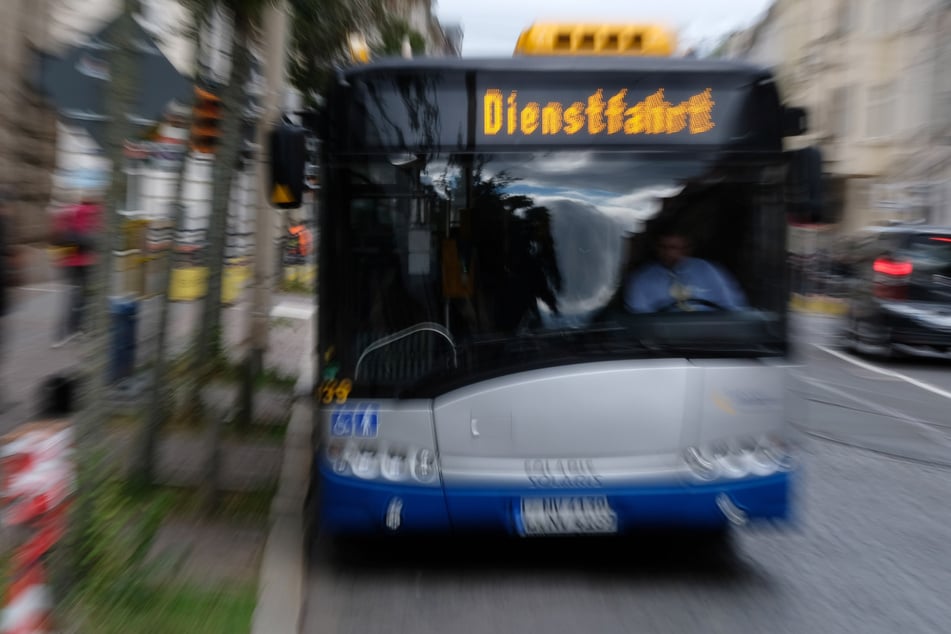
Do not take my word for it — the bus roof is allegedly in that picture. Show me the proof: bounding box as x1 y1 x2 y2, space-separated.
338 54 772 80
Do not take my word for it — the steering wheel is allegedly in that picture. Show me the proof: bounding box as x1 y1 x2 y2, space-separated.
656 297 728 312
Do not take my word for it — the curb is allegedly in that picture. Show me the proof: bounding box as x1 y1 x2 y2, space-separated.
251 399 312 634
789 294 848 316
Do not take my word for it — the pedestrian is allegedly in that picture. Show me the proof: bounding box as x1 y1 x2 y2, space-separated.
50 189 101 348
1 191 22 410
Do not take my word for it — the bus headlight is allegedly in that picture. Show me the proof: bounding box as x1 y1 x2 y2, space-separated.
325 441 439 484
412 449 437 482
743 445 778 477
685 436 795 481
352 449 381 479
714 443 750 479
380 450 409 481
759 436 794 472
327 441 357 475
684 447 719 480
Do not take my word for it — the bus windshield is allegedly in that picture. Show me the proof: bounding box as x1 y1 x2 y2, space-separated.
321 151 787 397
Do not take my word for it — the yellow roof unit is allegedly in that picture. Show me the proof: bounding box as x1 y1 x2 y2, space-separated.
514 22 677 57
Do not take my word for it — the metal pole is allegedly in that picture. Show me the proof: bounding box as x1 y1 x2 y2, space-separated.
248 2 289 376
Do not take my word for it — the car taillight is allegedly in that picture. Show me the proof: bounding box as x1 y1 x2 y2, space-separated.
873 257 912 299
873 258 913 276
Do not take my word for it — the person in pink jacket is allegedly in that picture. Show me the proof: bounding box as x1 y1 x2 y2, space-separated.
51 193 101 347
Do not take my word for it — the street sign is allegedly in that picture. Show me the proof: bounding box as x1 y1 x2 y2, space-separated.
37 16 191 148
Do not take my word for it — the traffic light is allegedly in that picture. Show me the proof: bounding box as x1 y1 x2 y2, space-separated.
191 87 221 154
269 119 307 209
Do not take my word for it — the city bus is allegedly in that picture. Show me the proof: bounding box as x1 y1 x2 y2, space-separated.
311 23 809 539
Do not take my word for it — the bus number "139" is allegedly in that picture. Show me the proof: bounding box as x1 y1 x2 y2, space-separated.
320 379 352 404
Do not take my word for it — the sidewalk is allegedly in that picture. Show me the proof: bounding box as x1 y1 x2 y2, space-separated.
0 282 315 435
1 278 316 633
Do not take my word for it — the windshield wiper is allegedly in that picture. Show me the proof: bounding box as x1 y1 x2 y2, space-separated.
354 322 458 381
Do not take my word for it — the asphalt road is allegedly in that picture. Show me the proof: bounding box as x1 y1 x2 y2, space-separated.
790 314 951 468
303 313 951 634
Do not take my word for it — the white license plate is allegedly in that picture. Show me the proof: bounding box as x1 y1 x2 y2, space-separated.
517 496 618 536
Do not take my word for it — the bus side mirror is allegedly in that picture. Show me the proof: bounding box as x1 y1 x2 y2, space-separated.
269 120 308 209
782 106 807 137
785 146 831 224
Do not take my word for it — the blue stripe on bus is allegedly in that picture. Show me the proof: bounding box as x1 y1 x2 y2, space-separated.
317 466 454 534
316 463 792 535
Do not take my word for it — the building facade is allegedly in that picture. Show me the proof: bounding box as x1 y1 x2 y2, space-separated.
381 0 462 56
721 0 951 232
9 0 458 259
0 0 58 244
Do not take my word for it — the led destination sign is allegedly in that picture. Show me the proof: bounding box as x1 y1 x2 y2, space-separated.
482 87 716 139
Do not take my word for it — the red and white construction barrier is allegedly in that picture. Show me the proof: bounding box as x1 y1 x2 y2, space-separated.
1 423 74 634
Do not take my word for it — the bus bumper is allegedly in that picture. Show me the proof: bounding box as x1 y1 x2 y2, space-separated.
316 464 792 536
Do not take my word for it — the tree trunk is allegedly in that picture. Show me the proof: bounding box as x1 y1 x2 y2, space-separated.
134 135 193 487
134 0 216 487
197 31 251 362
236 3 290 430
59 0 139 594
198 22 253 510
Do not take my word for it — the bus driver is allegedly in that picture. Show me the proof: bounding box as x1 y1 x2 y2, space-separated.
624 228 747 313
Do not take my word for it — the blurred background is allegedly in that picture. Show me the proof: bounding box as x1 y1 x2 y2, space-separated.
1 1 951 633
4 0 948 299
715 0 951 299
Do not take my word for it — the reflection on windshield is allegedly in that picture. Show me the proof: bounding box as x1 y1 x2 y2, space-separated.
324 152 786 393
438 154 703 329
467 166 563 329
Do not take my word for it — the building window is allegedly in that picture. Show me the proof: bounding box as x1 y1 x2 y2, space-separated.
900 62 930 136
870 0 891 36
938 47 951 134
915 62 932 130
831 85 851 139
835 0 857 36
867 83 894 138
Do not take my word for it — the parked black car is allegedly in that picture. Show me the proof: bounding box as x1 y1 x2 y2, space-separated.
841 224 951 359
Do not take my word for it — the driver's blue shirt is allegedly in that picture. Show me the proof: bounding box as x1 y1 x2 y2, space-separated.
624 257 747 313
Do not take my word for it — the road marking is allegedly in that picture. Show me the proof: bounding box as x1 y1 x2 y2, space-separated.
796 374 951 443
813 344 951 401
